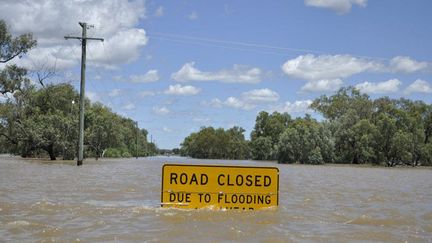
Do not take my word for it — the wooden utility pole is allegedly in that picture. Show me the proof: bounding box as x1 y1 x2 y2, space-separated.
65 22 104 166
136 121 139 159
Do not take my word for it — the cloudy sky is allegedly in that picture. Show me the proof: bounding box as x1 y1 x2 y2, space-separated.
1 0 432 148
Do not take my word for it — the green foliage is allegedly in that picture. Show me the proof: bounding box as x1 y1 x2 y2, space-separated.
308 147 324 165
420 142 432 166
311 87 432 166
0 83 156 160
1 19 36 95
250 111 291 160
85 103 122 159
276 117 332 164
250 136 273 160
180 88 431 167
180 126 249 159
0 20 36 63
0 83 80 159
104 148 122 158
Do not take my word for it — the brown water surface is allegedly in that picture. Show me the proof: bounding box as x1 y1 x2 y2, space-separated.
1 156 431 242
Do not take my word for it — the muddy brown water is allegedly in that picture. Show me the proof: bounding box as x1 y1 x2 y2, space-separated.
1 156 431 242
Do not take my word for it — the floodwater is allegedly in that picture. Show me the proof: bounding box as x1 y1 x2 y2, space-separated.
1 156 431 242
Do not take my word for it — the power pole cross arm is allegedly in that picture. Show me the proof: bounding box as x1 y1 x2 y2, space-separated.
64 36 104 42
65 22 103 166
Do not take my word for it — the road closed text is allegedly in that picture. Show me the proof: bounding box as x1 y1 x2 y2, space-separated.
170 172 272 187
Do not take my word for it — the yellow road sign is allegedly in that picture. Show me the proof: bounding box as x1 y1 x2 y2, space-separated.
161 164 279 210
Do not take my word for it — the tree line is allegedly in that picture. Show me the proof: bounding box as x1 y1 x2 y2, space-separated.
2 19 431 165
181 87 432 166
0 20 157 160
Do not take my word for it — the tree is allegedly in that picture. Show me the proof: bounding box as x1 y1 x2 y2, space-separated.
311 87 372 121
420 142 432 166
0 83 79 160
180 126 249 159
312 87 377 164
250 111 291 160
249 136 273 160
0 19 36 155
388 130 412 166
1 81 155 160
225 126 250 159
352 119 378 164
0 20 36 94
276 116 333 164
85 103 121 159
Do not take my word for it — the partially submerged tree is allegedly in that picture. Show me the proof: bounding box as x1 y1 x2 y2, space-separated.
250 111 291 160
180 126 250 159
277 116 333 164
0 19 36 152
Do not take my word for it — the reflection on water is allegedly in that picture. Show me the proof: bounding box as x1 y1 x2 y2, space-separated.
1 156 431 242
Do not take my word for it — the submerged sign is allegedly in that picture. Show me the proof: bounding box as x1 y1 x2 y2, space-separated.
161 164 279 210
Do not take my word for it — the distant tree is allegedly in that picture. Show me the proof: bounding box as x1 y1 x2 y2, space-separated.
172 148 180 155
277 116 333 164
250 136 273 160
420 142 432 166
250 111 291 160
85 103 121 160
352 119 378 164
311 87 373 121
180 126 249 159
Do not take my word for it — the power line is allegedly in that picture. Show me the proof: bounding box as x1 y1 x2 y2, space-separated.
150 32 391 61
152 32 322 53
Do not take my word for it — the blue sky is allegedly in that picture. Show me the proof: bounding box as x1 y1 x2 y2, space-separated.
2 0 432 148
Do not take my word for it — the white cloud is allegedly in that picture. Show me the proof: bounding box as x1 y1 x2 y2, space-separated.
205 97 254 110
282 54 428 83
164 84 201 96
162 126 172 132
154 6 164 17
282 54 379 81
11 45 79 70
0 0 147 69
301 79 343 93
188 11 198 20
271 100 313 114
356 79 401 94
224 97 255 110
204 88 279 111
241 89 279 102
117 70 159 83
389 56 428 73
129 70 160 83
405 79 432 94
123 102 136 110
172 62 262 84
139 91 156 97
108 89 122 97
0 92 15 102
206 98 223 108
86 29 148 68
193 117 210 123
86 91 101 103
304 0 367 14
153 106 170 115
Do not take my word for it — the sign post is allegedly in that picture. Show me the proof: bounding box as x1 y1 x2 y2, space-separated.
161 164 279 210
